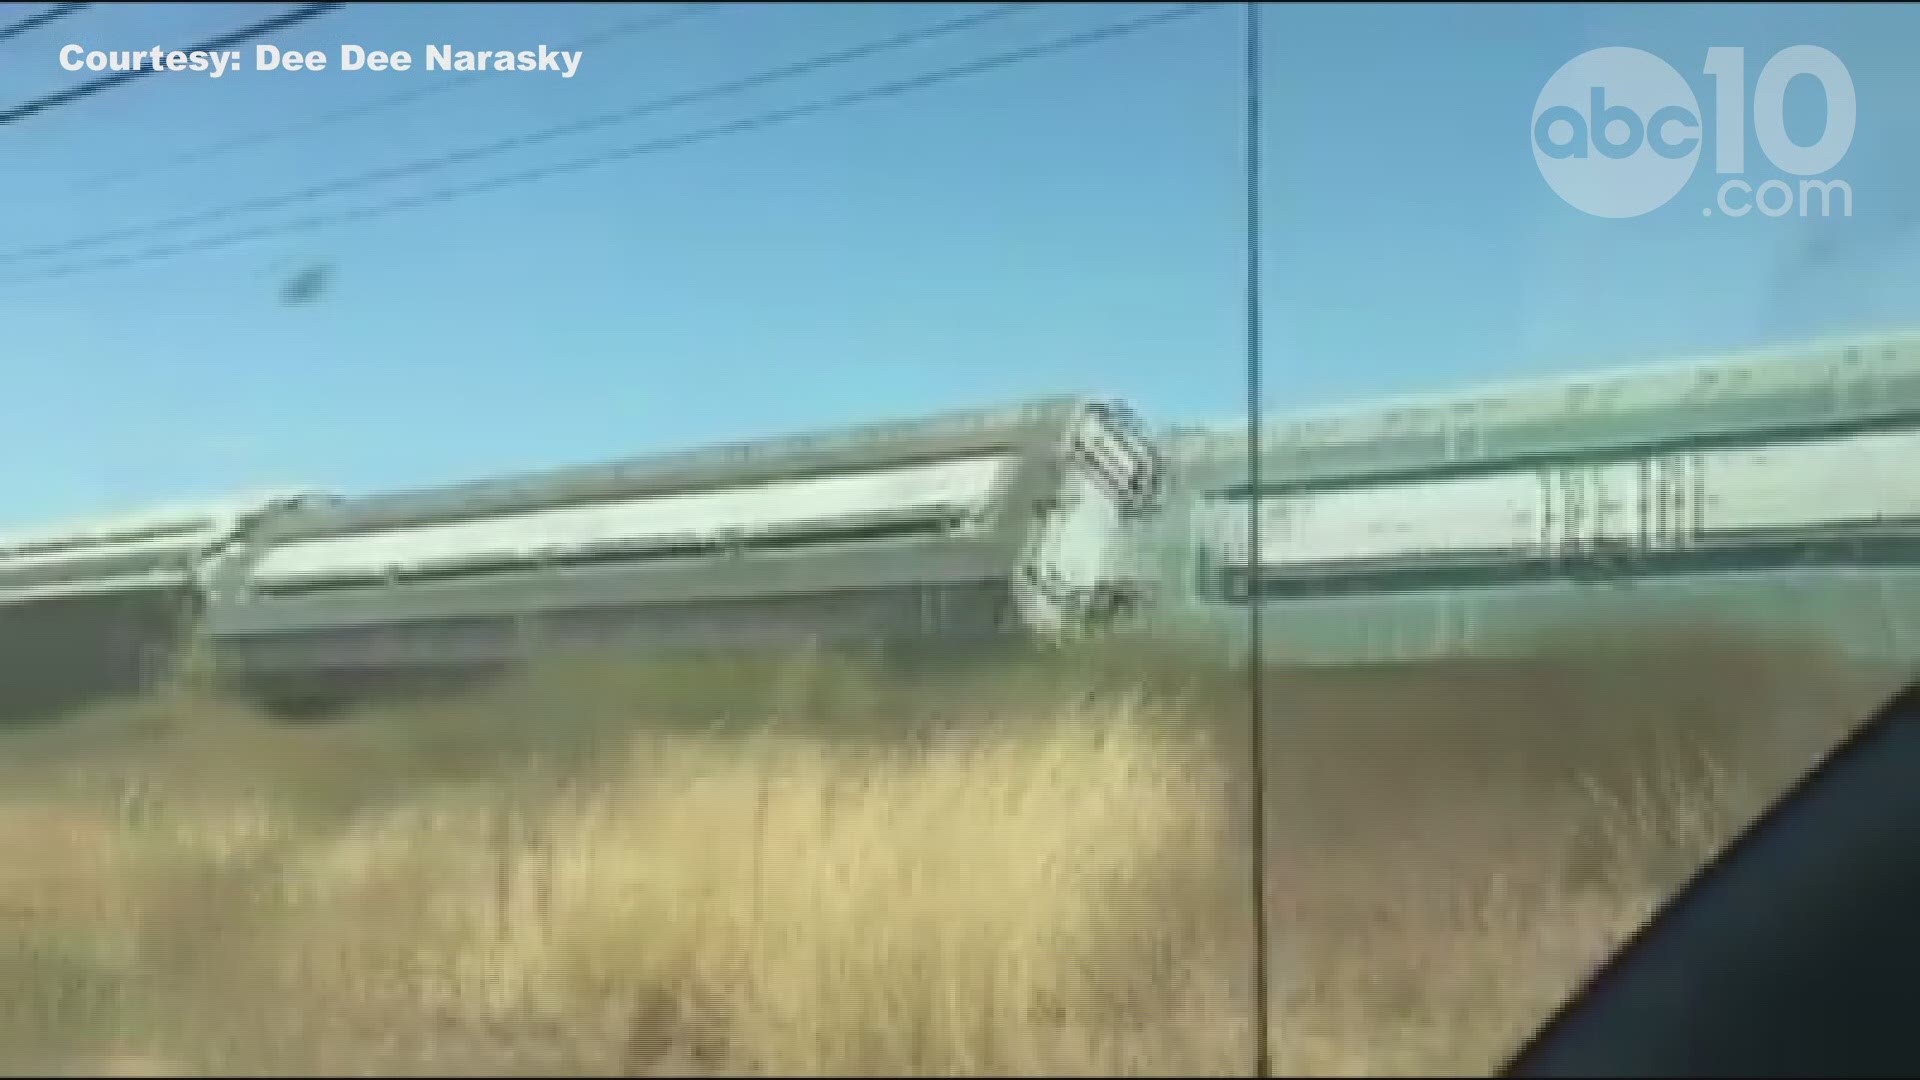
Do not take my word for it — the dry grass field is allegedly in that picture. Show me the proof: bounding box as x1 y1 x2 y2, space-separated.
0 631 1898 1076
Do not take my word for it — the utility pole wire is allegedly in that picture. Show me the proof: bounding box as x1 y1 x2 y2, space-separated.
0 3 341 128
3 2 1033 265
74 2 720 191
4 3 1221 288
0 2 87 44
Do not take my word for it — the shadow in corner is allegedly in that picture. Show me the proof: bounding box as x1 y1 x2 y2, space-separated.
1505 674 1920 1078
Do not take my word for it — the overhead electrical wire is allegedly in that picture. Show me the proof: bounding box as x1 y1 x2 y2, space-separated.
0 2 342 128
74 1 721 191
4 2 1220 289
2 1 1035 266
0 2 88 44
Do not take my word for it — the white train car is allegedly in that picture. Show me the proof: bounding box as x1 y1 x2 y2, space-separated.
1204 427 1920 590
0 491 320 715
202 397 1163 701
1175 331 1920 664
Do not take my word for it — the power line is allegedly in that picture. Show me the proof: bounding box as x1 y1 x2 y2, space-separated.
74 2 720 191
3 2 1034 266
7 3 1220 289
0 3 341 128
1242 6 1272 1079
0 2 88 44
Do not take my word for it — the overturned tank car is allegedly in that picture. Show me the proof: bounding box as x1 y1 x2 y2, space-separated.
202 397 1164 704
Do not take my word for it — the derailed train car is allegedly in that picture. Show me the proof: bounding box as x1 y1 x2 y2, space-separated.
8 329 1920 720
0 491 320 716
1173 330 1920 666
199 397 1164 704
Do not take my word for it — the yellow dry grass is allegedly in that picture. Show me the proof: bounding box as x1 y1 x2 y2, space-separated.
0 638 1895 1076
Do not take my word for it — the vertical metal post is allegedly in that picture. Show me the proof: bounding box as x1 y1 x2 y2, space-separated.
1244 3 1272 1077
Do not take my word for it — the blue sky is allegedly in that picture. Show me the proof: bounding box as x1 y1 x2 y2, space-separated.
1 1 1917 528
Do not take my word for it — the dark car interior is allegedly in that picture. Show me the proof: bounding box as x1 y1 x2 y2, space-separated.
1504 678 1920 1078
